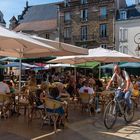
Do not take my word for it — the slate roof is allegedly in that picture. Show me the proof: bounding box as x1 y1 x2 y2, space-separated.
14 3 58 31
117 4 140 20
19 3 58 23
14 19 57 32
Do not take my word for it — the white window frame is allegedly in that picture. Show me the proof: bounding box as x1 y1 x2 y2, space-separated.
81 0 88 4
64 12 71 22
119 28 128 42
100 24 107 37
64 27 71 38
64 0 70 7
80 9 88 21
81 25 88 40
120 10 127 20
119 45 128 54
100 7 107 18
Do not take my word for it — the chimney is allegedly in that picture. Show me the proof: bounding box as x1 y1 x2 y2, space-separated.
26 1 29 7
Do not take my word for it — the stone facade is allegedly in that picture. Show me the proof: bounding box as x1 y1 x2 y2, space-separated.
58 0 126 49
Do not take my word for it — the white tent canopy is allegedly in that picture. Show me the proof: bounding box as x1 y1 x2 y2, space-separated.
0 26 58 58
30 35 88 56
0 26 88 58
49 47 140 64
45 63 74 68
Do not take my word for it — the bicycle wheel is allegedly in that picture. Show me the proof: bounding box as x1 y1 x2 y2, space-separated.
124 99 135 123
104 100 117 129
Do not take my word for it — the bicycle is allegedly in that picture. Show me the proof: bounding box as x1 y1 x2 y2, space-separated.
103 90 135 129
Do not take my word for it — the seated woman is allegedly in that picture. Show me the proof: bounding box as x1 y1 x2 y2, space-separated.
47 87 65 125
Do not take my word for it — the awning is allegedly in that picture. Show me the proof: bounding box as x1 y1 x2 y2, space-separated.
75 62 100 69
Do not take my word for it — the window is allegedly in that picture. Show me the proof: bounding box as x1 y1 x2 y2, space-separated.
119 46 128 54
119 28 128 42
81 26 88 40
100 44 107 49
64 12 71 22
80 9 88 21
100 7 107 19
64 27 71 38
100 24 107 37
120 11 127 20
64 0 70 7
46 34 50 39
81 0 88 4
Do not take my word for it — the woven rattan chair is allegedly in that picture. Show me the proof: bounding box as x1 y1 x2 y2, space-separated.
79 93 95 116
0 94 11 118
42 98 63 133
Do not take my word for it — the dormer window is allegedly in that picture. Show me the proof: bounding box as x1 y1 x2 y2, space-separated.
120 10 127 20
81 0 88 5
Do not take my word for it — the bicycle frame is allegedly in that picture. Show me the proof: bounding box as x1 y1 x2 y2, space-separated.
114 97 125 115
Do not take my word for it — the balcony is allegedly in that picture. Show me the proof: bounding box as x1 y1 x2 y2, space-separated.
64 37 71 43
99 15 108 20
80 18 88 22
73 35 96 42
99 36 109 41
64 19 71 25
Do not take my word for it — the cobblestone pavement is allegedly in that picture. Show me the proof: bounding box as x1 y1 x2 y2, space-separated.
0 105 140 140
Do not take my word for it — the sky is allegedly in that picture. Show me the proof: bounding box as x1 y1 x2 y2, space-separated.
0 0 135 26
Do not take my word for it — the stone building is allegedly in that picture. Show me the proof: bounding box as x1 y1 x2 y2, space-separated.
0 10 6 27
9 1 58 40
115 0 140 56
58 0 126 49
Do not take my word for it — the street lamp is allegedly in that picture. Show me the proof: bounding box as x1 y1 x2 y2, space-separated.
134 33 140 56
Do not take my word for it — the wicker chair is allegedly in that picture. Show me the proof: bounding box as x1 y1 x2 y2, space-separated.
42 98 64 133
79 93 95 116
0 94 11 118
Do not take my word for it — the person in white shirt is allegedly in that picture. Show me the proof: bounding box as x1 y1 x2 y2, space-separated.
0 75 10 94
0 75 10 117
79 81 94 95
